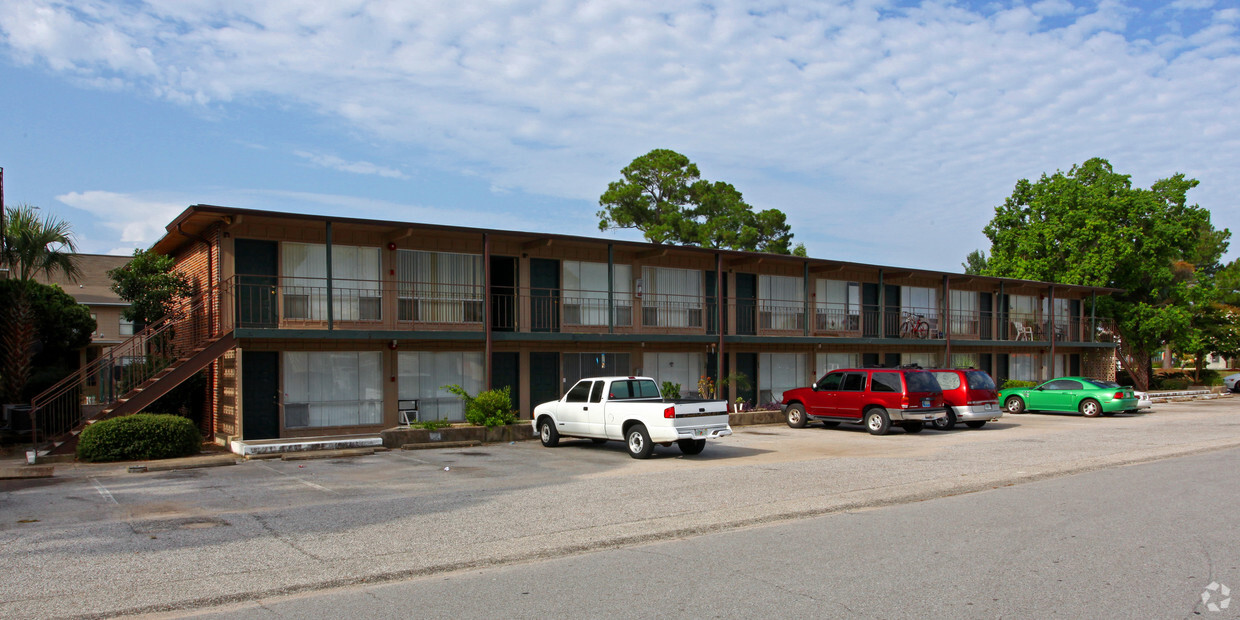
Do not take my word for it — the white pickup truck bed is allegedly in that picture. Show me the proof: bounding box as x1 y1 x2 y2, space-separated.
532 376 731 459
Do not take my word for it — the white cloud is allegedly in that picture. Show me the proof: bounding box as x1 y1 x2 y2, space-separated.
292 151 409 179
55 190 184 246
4 0 1238 269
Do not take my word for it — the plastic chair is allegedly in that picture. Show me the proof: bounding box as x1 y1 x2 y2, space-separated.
1012 320 1034 341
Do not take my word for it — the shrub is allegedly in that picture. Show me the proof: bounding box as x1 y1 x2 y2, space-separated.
661 381 681 399
416 419 453 430
76 413 201 462
443 385 517 427
1154 378 1191 390
1001 379 1038 390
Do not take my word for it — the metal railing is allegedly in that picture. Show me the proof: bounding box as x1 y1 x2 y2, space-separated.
28 281 222 450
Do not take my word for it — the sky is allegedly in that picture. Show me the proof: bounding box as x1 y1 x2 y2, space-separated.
0 0 1237 272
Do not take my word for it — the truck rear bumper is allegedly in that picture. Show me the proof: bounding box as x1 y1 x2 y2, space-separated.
651 424 733 443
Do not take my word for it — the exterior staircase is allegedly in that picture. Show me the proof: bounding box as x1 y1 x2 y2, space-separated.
29 286 232 457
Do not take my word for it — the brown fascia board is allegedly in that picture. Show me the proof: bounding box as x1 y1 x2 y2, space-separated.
148 204 1123 296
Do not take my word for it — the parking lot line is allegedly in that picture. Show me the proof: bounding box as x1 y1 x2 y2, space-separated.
89 478 118 505
255 461 338 494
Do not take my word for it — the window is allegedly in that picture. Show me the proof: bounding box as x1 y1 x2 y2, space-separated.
565 380 592 402
932 371 961 391
759 353 808 404
396 250 483 323
562 353 631 389
641 267 702 328
609 379 662 400
283 352 383 427
119 317 134 336
951 353 978 369
643 352 704 395
871 372 901 392
904 371 940 392
589 381 605 403
901 352 937 368
965 371 997 390
562 261 632 326
397 351 485 421
902 286 938 320
816 280 860 331
759 275 804 331
1009 353 1037 381
840 372 867 391
817 352 858 375
1044 379 1083 390
282 243 381 321
817 372 844 390
949 290 978 335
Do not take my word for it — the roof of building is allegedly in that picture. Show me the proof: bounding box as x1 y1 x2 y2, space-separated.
151 203 1123 295
35 253 131 306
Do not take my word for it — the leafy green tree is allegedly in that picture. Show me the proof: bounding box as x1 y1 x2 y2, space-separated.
108 249 192 327
598 149 806 255
1176 258 1240 379
1 204 80 282
962 249 988 275
0 279 94 401
982 158 1226 391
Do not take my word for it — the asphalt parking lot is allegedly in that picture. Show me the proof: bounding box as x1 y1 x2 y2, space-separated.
1 397 1237 619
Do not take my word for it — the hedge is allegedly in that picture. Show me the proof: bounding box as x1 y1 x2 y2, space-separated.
76 413 202 462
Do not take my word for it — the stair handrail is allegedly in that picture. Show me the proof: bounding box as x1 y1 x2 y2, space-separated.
28 277 231 447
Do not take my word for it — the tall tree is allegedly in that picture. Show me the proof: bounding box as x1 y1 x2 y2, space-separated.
982 158 1225 391
598 149 806 255
1 204 81 282
109 249 192 327
962 249 988 275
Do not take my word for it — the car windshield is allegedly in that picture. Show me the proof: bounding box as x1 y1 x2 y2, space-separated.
965 371 996 390
903 371 940 393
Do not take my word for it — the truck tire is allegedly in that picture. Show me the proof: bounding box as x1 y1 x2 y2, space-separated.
903 421 924 434
865 408 891 436
677 438 706 455
538 418 560 447
626 424 654 459
965 421 986 429
785 404 808 428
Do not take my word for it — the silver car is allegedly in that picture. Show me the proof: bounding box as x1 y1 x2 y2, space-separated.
1225 373 1240 393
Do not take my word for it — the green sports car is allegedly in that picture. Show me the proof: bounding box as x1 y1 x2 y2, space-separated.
1000 377 1139 417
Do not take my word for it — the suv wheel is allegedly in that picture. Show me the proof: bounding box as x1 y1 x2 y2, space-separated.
865 408 891 436
933 406 957 431
785 404 808 428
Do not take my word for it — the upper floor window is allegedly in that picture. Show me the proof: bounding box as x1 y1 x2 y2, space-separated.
562 261 633 326
119 317 134 336
759 275 803 331
282 243 381 321
396 250 483 323
816 280 860 331
641 267 702 328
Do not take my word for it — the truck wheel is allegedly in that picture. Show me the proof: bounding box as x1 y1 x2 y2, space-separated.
903 421 924 434
865 408 891 436
1079 398 1102 417
626 424 654 459
1005 396 1026 414
538 418 560 447
677 438 706 455
785 404 808 428
965 421 986 429
933 407 957 431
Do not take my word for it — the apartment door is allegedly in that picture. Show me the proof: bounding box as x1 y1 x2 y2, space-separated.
979 292 994 340
734 352 758 406
241 351 279 440
529 352 561 407
705 271 719 335
735 273 757 336
235 239 278 328
491 352 519 412
862 283 879 338
490 256 517 332
530 258 560 332
883 284 901 338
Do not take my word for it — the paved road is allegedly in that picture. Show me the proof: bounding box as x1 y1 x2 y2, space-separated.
1 398 1237 618
168 445 1240 619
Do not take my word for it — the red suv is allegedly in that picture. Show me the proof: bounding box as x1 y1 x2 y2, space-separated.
926 369 1002 430
780 368 946 435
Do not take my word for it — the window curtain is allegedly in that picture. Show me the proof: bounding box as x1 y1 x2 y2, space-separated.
397 351 485 421
817 352 859 375
284 351 383 427
759 275 804 330
642 267 702 327
816 280 859 331
641 352 704 396
562 261 631 326
950 290 978 335
282 243 380 321
759 353 808 404
396 250 483 323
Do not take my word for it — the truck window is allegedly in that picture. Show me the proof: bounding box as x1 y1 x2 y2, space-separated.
565 380 593 403
840 372 866 391
817 372 844 390
871 372 901 392
589 381 605 403
609 379 662 400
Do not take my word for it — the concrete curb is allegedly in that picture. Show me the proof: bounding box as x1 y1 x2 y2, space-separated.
280 448 379 461
401 440 482 450
0 465 54 480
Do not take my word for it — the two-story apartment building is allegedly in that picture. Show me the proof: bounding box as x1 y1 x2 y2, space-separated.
114 204 1119 445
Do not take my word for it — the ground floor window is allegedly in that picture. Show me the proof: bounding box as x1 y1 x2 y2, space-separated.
902 352 937 368
283 351 382 427
642 352 704 398
1009 353 1038 381
562 352 631 389
817 352 859 375
398 351 485 422
759 353 808 406
951 353 978 369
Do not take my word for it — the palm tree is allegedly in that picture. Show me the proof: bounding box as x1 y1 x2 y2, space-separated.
1 204 81 282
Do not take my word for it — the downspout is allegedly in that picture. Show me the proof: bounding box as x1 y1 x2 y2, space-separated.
943 275 951 366
608 244 614 335
716 252 724 398
877 269 885 339
484 233 492 389
1048 285 1056 379
803 261 810 337
326 221 333 331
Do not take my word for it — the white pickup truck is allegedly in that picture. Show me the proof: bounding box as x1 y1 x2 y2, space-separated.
532 376 732 459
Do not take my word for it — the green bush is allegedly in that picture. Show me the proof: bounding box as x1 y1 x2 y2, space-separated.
443 385 518 427
1000 379 1038 390
416 419 453 430
661 381 681 399
76 413 202 462
1155 378 1191 390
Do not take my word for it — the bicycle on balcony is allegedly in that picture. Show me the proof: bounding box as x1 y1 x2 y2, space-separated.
900 311 930 339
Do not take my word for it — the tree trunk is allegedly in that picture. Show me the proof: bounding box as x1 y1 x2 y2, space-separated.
0 289 37 403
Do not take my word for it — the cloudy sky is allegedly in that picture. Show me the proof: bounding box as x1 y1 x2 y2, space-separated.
1 0 1236 271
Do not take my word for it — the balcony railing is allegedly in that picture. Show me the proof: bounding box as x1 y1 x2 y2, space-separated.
222 277 1116 342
